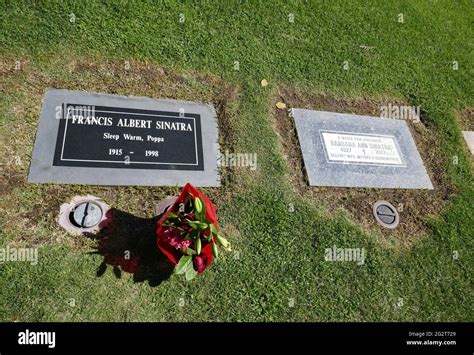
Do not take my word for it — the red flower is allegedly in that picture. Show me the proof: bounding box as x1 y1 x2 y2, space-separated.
193 255 205 273
156 183 218 274
162 227 192 249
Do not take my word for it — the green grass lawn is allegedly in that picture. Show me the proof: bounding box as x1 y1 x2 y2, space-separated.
0 0 472 321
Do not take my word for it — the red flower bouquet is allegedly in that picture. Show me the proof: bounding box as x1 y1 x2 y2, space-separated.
156 183 231 280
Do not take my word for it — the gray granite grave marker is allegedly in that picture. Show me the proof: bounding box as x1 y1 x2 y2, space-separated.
462 131 474 155
292 109 433 189
28 89 220 186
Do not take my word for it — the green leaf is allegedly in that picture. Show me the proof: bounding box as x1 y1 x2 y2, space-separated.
194 197 203 214
184 247 196 255
187 220 198 229
185 266 197 281
195 237 202 255
175 255 192 275
209 223 218 236
216 234 231 250
197 222 208 230
200 201 207 222
212 241 219 258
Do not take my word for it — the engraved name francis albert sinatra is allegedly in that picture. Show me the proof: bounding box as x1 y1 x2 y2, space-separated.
69 114 194 142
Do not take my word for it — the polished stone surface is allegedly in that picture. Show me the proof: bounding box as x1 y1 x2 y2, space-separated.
292 109 433 189
29 89 220 186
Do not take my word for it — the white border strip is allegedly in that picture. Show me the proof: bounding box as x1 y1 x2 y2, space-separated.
318 130 406 167
60 106 199 166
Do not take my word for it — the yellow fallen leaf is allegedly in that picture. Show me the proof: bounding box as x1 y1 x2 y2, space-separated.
261 79 268 87
276 101 286 109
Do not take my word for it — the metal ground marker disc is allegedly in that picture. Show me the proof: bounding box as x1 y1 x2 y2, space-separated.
373 200 399 229
72 201 103 228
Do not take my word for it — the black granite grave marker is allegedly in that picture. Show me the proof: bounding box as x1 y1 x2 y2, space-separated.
28 89 220 186
53 103 204 171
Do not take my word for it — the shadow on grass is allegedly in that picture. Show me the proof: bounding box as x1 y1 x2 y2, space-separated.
85 209 174 287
